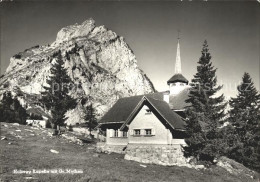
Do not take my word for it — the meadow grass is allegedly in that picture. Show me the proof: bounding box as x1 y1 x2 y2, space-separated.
0 122 257 182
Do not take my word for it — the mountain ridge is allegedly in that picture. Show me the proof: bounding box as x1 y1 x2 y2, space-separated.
0 18 155 125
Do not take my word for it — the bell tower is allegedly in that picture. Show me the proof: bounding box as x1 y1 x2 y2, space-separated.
167 33 188 95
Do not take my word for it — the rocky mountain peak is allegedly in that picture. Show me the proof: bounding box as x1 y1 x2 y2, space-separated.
0 18 155 125
54 18 96 45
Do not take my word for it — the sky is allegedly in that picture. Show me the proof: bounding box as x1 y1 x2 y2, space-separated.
0 1 259 99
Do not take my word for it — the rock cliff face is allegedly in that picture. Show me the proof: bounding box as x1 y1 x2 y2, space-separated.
0 18 155 125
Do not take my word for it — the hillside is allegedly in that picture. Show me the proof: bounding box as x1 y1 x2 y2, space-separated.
0 122 258 182
0 18 155 124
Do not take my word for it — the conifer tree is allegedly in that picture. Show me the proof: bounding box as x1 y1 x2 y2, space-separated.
0 92 14 123
184 105 207 160
1 91 13 108
13 97 28 124
0 91 28 124
41 50 76 132
187 40 226 127
184 40 227 162
228 72 260 171
85 103 97 136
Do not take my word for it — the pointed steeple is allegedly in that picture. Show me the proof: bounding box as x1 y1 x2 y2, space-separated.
175 34 181 74
167 32 188 86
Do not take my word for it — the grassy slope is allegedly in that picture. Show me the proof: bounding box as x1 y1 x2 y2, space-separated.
0 122 258 182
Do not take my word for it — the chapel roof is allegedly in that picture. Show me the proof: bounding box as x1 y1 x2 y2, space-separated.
142 96 186 130
169 88 191 110
97 91 189 130
167 73 189 85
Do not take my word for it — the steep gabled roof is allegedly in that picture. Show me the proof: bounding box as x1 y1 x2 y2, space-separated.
167 74 188 84
169 88 191 110
98 95 186 130
98 92 166 124
144 97 186 130
98 87 191 124
147 88 191 110
98 95 144 124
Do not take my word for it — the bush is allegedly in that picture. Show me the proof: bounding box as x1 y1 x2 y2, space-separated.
14 54 22 59
3 82 9 88
32 45 39 49
29 113 43 120
0 92 28 124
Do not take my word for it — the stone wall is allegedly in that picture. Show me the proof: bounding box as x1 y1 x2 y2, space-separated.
96 142 126 154
124 144 188 166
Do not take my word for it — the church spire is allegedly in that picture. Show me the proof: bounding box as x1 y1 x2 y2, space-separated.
175 31 182 74
167 31 188 89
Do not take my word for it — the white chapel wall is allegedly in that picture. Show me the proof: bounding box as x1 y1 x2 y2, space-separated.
169 82 187 95
106 129 128 145
128 105 170 145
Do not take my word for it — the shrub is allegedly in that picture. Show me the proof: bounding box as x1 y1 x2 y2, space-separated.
29 113 43 120
14 54 22 59
0 92 28 124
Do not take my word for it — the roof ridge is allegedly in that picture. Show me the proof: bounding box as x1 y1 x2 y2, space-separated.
146 96 184 119
145 97 177 130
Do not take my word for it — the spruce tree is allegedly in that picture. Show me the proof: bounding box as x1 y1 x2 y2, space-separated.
184 105 207 161
1 91 13 109
187 40 226 128
13 97 27 124
228 72 260 171
0 91 28 124
83 101 98 137
41 50 76 132
184 40 227 162
0 92 14 123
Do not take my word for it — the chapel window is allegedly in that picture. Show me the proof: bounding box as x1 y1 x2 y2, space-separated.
134 129 141 136
145 129 152 136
